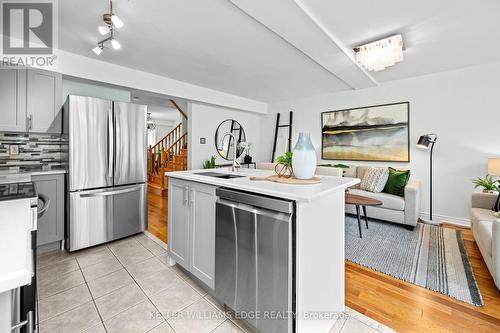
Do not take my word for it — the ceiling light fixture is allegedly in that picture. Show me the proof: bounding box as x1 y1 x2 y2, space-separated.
111 14 124 28
354 34 404 72
111 39 121 50
98 25 110 35
146 113 156 130
92 45 103 55
92 0 124 55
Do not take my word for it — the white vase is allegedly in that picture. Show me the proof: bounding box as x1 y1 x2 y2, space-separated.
292 133 317 179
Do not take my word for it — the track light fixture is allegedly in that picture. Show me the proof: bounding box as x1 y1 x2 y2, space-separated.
92 0 124 55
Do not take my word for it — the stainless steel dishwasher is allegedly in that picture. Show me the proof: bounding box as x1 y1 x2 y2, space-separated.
214 188 294 333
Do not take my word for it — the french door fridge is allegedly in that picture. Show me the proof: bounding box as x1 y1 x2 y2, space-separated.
64 95 147 251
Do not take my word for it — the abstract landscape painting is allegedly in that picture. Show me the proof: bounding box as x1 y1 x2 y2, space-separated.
321 102 409 162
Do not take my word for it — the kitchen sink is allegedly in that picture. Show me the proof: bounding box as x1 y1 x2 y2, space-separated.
196 172 246 179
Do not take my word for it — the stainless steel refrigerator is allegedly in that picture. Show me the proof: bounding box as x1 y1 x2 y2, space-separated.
63 95 147 251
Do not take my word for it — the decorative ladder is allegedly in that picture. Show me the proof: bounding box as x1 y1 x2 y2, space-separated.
148 123 188 196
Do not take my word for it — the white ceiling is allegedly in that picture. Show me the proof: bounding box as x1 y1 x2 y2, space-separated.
59 0 500 103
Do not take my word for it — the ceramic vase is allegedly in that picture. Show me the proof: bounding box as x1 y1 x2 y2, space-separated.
292 133 316 179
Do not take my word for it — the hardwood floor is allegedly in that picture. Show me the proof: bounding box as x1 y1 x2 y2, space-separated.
346 224 500 333
147 187 168 243
146 193 499 332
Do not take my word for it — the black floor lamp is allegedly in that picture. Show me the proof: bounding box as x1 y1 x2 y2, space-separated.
417 134 438 223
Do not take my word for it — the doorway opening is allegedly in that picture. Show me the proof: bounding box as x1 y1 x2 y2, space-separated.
131 89 189 243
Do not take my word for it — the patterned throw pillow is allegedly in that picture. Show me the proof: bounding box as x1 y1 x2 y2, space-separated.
359 167 389 193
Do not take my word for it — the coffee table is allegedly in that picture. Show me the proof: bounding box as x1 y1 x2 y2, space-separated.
345 193 383 238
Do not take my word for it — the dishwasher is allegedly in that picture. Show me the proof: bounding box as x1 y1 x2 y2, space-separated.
214 188 295 333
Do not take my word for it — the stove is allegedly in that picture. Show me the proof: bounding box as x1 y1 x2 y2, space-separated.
0 182 37 202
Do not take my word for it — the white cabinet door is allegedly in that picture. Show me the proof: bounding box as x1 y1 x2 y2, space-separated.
189 182 216 289
27 69 62 133
0 68 26 132
168 178 190 268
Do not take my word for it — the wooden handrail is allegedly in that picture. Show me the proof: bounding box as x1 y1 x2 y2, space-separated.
148 129 188 193
170 99 188 119
151 122 182 153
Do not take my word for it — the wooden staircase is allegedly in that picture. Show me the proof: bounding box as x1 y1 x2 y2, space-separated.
148 123 187 196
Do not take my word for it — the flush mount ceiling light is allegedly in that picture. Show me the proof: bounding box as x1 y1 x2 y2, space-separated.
354 34 404 72
92 0 124 55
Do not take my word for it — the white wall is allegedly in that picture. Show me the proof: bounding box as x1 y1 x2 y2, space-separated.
62 79 131 102
57 50 268 114
262 61 500 225
188 102 264 169
155 123 176 141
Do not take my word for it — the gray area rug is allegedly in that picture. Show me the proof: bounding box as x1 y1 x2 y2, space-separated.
345 216 483 306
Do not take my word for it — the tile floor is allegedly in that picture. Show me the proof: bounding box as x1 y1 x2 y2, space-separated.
37 233 396 333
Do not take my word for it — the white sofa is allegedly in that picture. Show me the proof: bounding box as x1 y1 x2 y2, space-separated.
344 165 421 229
255 163 420 228
471 193 500 289
256 163 344 177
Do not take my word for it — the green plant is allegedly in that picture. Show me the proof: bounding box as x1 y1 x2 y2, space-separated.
275 151 293 166
318 163 350 169
203 156 217 169
472 175 499 192
333 163 350 169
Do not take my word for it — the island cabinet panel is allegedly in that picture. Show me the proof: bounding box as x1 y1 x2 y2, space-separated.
168 178 190 267
168 178 216 289
189 183 216 288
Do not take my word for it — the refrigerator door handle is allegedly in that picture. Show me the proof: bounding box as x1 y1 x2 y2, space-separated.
79 185 142 198
108 108 114 180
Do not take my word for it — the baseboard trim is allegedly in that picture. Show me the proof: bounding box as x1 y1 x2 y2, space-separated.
419 212 470 228
143 230 169 249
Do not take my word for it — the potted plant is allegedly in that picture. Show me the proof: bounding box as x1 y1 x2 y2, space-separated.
275 151 293 178
472 175 499 193
203 156 217 169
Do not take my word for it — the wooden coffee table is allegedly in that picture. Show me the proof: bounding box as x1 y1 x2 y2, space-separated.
345 193 383 238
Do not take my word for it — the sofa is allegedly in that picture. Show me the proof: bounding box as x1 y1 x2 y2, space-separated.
471 193 500 289
344 165 421 229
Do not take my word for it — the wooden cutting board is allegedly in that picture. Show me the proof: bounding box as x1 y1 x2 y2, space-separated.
250 175 321 184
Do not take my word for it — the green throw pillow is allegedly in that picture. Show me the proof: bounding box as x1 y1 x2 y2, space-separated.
383 167 410 197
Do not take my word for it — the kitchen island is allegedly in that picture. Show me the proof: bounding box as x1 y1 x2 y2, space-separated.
166 168 359 333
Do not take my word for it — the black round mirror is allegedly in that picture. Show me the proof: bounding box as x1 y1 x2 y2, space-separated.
215 119 246 160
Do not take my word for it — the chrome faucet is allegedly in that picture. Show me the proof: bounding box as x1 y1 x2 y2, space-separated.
221 132 241 172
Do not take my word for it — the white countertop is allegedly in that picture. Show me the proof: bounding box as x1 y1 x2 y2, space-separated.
0 199 33 293
166 168 359 202
0 169 67 183
28 169 67 176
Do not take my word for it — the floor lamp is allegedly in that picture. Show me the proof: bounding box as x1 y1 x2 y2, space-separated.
417 134 438 224
488 158 500 212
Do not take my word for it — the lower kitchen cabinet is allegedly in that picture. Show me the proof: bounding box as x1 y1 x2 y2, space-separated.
168 178 216 289
32 174 65 247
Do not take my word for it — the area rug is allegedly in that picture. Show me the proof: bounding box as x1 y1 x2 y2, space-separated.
345 216 483 306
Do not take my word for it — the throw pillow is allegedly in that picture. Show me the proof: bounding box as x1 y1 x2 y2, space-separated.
359 167 389 193
383 167 411 197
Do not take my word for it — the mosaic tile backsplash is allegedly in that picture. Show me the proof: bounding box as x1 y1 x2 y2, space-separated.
0 132 68 172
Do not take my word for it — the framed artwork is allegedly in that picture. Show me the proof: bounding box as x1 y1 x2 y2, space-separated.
321 102 409 162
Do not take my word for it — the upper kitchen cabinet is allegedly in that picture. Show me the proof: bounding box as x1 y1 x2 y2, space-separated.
0 68 27 132
26 69 62 133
